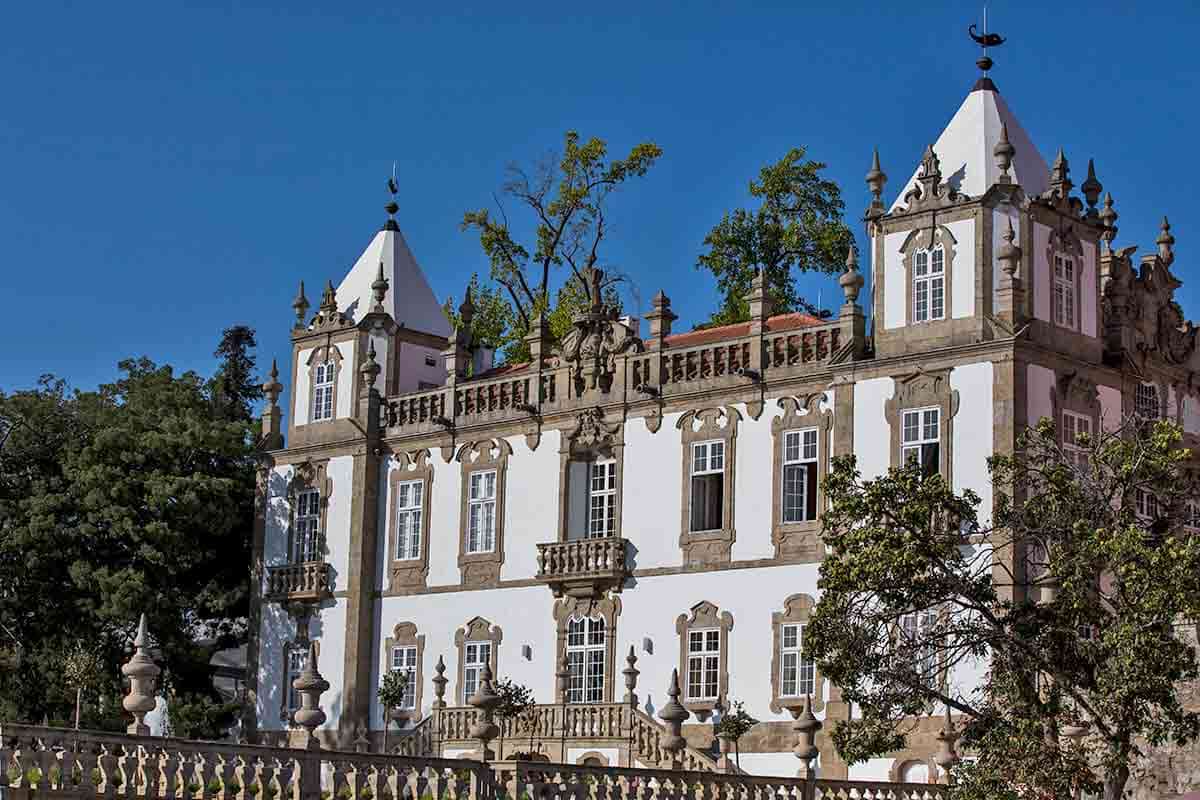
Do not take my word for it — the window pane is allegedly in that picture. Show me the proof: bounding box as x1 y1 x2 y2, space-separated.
931 247 944 274
903 412 920 443
784 431 800 463
782 464 806 523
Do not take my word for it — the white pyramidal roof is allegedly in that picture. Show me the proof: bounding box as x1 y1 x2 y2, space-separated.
335 220 452 339
889 79 1049 212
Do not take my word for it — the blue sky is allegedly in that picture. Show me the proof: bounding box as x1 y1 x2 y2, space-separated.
3 1 1198 392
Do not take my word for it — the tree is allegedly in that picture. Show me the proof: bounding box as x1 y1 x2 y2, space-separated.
490 678 536 758
376 670 410 754
210 325 263 423
697 147 853 327
806 417 1200 800
460 131 660 362
715 699 759 770
0 334 261 737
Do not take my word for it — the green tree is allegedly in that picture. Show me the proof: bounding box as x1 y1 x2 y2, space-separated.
210 325 263 422
0 334 261 737
460 131 659 362
490 678 536 758
715 699 759 770
377 669 410 754
697 147 852 326
806 418 1200 800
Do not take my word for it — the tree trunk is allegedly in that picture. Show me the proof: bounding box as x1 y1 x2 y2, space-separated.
1103 764 1129 800
74 688 82 730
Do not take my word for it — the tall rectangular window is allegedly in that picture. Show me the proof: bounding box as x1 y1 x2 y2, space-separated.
587 460 617 538
389 646 418 709
286 645 308 715
1136 383 1160 420
467 470 497 553
1053 254 1076 328
311 361 335 422
690 440 725 532
782 428 819 523
780 623 815 698
913 247 945 323
566 616 606 704
1062 411 1092 469
1135 489 1159 521
461 641 491 703
294 489 321 563
901 407 941 477
900 610 939 689
395 480 423 560
686 629 721 700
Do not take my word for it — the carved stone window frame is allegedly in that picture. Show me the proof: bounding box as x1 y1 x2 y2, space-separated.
387 449 434 594
1131 377 1169 422
305 343 343 423
383 622 425 723
279 639 319 724
1050 370 1100 448
552 594 621 703
899 225 958 326
287 460 331 565
457 439 512 588
675 601 734 719
557 408 625 542
885 368 960 477
769 594 826 714
454 616 503 704
771 394 833 561
1046 226 1084 332
677 406 741 566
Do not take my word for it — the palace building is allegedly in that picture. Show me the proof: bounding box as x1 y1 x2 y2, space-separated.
246 56 1200 782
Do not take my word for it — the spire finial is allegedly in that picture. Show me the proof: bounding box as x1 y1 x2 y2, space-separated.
1048 148 1073 199
319 280 338 314
371 261 390 312
384 168 401 231
1099 192 1119 251
263 358 283 406
865 148 887 214
292 280 310 329
993 123 1014 183
968 8 1005 75
997 218 1022 277
1081 159 1103 212
1157 216 1176 265
839 246 864 305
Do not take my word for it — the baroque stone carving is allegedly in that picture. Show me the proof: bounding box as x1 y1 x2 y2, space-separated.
883 367 961 477
897 145 969 213
557 267 643 394
1102 243 1199 369
565 407 622 455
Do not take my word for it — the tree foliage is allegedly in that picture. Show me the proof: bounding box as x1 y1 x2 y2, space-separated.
377 670 410 715
697 147 853 327
807 417 1200 800
0 332 261 738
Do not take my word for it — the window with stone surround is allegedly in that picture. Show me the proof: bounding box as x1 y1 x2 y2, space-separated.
304 344 342 424
690 440 725 532
677 406 741 566
395 481 423 560
886 369 958 480
771 394 832 561
389 645 418 710
387 450 434 594
1053 252 1077 329
383 622 425 722
901 407 941 477
454 617 502 705
558 408 625 542
770 594 826 713
457 440 511 588
675 601 733 718
1136 382 1161 420
1062 410 1092 469
912 246 946 323
467 471 497 553
287 461 330 566
553 594 620 704
782 430 818 523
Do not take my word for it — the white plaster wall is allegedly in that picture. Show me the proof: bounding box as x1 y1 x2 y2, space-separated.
1026 363 1056 427
951 362 994 527
335 341 354 419
947 218 975 320
883 232 907 330
1080 240 1098 338
314 601 349 730
255 599 349 732
397 342 446 394
856 758 895 781
732 402 777 562
294 348 313 426
1032 222 1052 323
734 753 797 778
853 378 894 480
502 432 561 581
567 747 619 766
1099 385 1122 431
622 414 684 570
264 466 293 568
991 207 1020 308
326 456 354 582
369 330 390 396
428 450 464 587
1183 394 1200 434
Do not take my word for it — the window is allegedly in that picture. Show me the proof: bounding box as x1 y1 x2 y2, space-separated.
1135 489 1159 521
424 355 438 367
782 429 819 523
467 470 497 553
686 629 721 701
285 645 308 716
1053 254 1077 328
395 480 424 560
565 616 606 704
587 460 618 538
1062 411 1092 469
293 489 322 563
311 361 335 421
1186 501 1200 532
1136 382 1160 420
900 610 939 689
690 440 725 532
780 623 815 698
901 408 941 477
461 641 491 703
913 247 945 323
389 646 418 709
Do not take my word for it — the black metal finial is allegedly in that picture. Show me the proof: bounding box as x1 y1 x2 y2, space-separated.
969 7 1005 75
384 164 400 231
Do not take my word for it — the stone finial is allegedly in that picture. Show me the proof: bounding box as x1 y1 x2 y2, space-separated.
467 662 501 761
458 285 476 332
791 694 822 776
658 669 690 768
993 123 1015 183
839 247 864 306
525 312 552 367
933 705 961 783
997 218 1022 278
360 340 381 389
1157 216 1176 265
1099 193 1119 251
292 280 310 328
260 359 285 449
746 269 773 335
121 614 160 736
865 148 888 214
644 289 678 349
371 262 390 313
263 359 283 406
1081 159 1102 211
319 280 338 315
1049 148 1072 196
623 645 640 706
919 144 942 184
292 641 329 749
432 655 448 709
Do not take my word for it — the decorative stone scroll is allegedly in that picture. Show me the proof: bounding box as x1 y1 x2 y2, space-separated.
557 267 644 395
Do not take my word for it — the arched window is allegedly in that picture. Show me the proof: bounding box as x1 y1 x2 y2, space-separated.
565 616 606 704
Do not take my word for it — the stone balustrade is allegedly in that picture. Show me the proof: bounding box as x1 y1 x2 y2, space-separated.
264 562 333 604
534 538 630 598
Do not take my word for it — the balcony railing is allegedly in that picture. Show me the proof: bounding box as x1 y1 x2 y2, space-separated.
534 537 630 597
265 561 333 603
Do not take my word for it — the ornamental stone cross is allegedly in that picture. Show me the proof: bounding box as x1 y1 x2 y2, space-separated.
121 613 160 736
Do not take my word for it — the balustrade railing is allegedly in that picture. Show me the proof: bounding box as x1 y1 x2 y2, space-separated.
264 562 333 603
534 538 629 596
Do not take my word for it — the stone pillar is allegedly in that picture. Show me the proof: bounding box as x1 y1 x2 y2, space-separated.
432 655 448 709
292 641 329 750
746 270 772 336
838 248 866 359
467 663 501 761
658 669 690 769
791 694 821 779
622 645 639 706
995 218 1025 327
644 290 677 350
525 313 552 370
260 359 285 450
121 614 160 736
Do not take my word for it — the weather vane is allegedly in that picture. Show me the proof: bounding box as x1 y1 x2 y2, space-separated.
968 6 1005 74
385 161 400 222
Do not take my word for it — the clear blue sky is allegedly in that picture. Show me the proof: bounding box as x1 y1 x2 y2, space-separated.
3 1 1198 392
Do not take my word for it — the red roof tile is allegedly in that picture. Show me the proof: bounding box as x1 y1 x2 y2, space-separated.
664 312 825 348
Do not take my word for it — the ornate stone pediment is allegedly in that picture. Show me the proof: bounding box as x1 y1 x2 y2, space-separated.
557 267 644 394
1103 243 1198 368
563 407 622 456
897 145 970 213
1057 370 1099 409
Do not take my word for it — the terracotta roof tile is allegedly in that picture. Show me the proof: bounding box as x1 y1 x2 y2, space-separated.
664 312 826 348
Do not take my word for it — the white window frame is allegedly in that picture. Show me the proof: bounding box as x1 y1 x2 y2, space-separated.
1135 489 1159 521
690 440 726 532
1053 253 1077 329
467 470 497 554
565 615 606 704
587 460 617 539
294 488 321 563
286 645 308 715
901 407 941 475
461 641 491 704
1061 410 1092 469
311 361 335 422
912 246 946 323
782 428 819 523
686 628 721 701
395 479 424 561
389 645 418 709
780 622 815 698
1135 382 1160 421
900 610 939 689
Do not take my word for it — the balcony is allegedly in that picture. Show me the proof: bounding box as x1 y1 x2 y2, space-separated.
534 537 630 598
265 561 333 603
